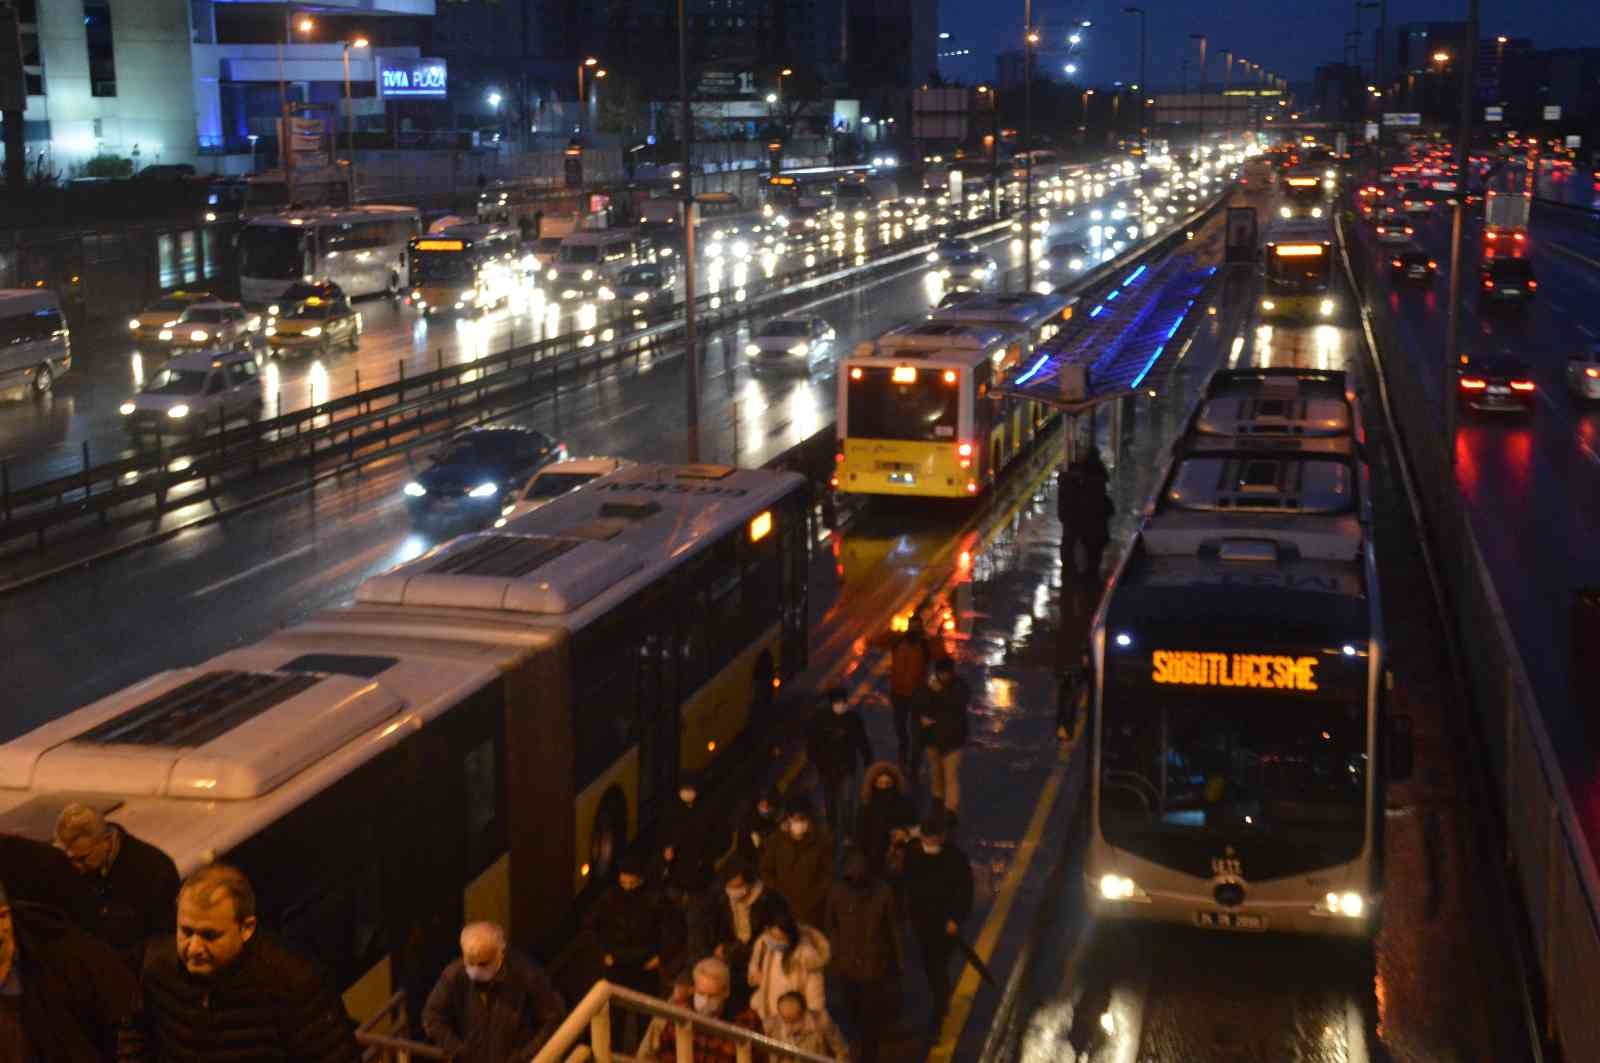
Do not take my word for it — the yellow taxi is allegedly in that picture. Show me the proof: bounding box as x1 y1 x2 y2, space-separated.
128 290 214 352
265 295 362 357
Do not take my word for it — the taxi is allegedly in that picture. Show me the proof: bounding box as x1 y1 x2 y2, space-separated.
128 290 214 352
265 295 362 357
166 301 263 352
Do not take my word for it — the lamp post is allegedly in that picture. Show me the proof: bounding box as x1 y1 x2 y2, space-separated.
1442 0 1477 464
342 37 368 193
1190 34 1207 151
1124 6 1148 161
978 85 999 217
577 57 599 133
277 14 314 200
677 0 700 461
1023 16 1039 291
778 67 793 98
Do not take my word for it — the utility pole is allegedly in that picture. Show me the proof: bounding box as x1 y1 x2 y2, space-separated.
1124 7 1148 162
1191 34 1207 152
1022 4 1036 291
1442 0 1477 464
679 0 700 462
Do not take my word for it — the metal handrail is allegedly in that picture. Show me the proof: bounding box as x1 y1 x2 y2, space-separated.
531 980 836 1063
354 991 448 1061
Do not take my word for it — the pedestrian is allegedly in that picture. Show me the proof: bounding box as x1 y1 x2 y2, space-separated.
697 858 780 1003
917 657 972 820
806 687 874 842
0 878 138 1062
645 956 764 1063
1073 451 1113 580
759 798 835 928
886 615 939 785
117 864 360 1062
53 803 179 975
855 761 917 878
421 921 566 1063
590 853 682 1050
896 812 973 1031
0 831 99 932
823 849 902 1063
746 913 831 1025
660 776 716 949
733 787 783 867
762 990 851 1061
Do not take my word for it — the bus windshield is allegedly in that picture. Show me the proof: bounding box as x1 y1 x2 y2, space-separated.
848 367 959 441
1100 665 1367 874
413 250 475 283
1267 247 1331 292
239 227 304 279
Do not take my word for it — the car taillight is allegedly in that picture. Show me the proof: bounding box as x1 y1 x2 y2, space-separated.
1392 258 1403 268
1428 260 1438 269
1514 232 1525 241
1586 367 1599 379
1527 279 1537 290
1376 226 1386 234
1459 377 1488 390
1483 278 1494 289
1509 380 1536 392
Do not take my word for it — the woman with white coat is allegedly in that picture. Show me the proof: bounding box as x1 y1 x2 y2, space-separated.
747 912 832 1024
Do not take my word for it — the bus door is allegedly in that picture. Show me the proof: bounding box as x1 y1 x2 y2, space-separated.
636 623 680 825
778 496 809 675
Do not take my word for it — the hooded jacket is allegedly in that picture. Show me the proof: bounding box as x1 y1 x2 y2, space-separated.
806 705 873 781
823 852 902 984
759 824 836 927
747 925 832 1021
855 762 917 876
7 900 138 1063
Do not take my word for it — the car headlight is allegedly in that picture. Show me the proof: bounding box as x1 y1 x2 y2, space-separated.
167 404 190 419
158 330 173 341
1311 207 1324 218
1280 206 1291 218
265 325 277 336
598 286 615 300
547 269 558 281
581 269 594 281
268 304 281 316
189 329 208 342
788 342 810 357
129 319 142 330
1320 298 1334 316
745 343 762 356
119 401 136 416
1261 299 1276 310
1098 874 1145 901
461 289 477 302
927 251 939 263
304 326 322 338
1070 258 1084 270
468 482 499 499
1321 891 1366 918
403 482 427 498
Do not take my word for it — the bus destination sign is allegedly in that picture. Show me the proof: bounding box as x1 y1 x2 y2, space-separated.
1151 650 1319 692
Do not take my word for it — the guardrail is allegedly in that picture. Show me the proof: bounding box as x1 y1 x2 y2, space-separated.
0 207 1019 559
1340 212 1600 1059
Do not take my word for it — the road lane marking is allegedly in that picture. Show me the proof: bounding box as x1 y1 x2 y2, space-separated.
188 543 315 599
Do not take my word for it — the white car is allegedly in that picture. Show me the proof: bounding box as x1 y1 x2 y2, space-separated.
1567 344 1600 403
744 316 838 374
494 457 635 527
120 348 264 440
166 301 263 352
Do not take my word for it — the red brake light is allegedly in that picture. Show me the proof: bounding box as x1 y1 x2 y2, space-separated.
1428 260 1438 269
1483 278 1494 289
1586 367 1599 379
1509 380 1536 392
849 366 863 380
1459 377 1488 390
1527 279 1537 290
1514 232 1525 241
1392 258 1403 268
957 442 973 457
1485 230 1497 240
1376 226 1386 234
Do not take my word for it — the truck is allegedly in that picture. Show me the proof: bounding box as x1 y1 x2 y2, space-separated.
1225 206 1259 265
533 212 583 267
1482 189 1530 258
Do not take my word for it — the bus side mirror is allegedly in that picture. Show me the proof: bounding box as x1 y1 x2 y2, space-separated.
1387 714 1415 781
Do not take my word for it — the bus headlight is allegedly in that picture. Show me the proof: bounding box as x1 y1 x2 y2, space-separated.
1320 299 1334 316
1261 299 1276 311
1280 206 1292 218
1311 207 1324 218
167 404 190 419
1099 874 1144 901
119 401 136 416
1322 891 1366 918
468 482 499 499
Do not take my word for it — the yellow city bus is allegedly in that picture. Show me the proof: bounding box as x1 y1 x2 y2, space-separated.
836 320 1051 499
407 223 529 314
1260 218 1338 323
0 463 810 1027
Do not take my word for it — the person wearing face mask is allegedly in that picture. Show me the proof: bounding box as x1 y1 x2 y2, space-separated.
823 849 901 1063
762 990 851 1061
895 812 973 1033
855 761 917 878
421 921 565 1063
806 687 874 843
118 864 360 1062
732 787 783 866
695 859 779 1003
916 657 972 821
746 914 831 1025
758 799 835 928
659 777 716 947
589 853 683 1050
645 956 763 1063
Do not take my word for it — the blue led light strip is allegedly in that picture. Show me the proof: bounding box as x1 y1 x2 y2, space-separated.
1088 305 1105 318
1014 353 1052 387
1105 289 1120 301
1129 343 1166 390
1123 265 1148 286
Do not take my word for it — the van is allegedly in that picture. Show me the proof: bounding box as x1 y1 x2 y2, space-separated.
548 229 647 300
0 289 72 399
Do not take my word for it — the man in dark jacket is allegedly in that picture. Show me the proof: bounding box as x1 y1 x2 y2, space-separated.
897 812 973 1032
1 881 138 1062
118 864 359 1062
659 777 716 955
855 761 917 878
885 616 938 785
917 657 972 819
590 852 681 1049
695 858 781 1004
423 921 565 1063
1066 451 1113 582
0 832 100 932
758 799 834 928
823 850 902 1063
55 803 179 974
806 687 874 841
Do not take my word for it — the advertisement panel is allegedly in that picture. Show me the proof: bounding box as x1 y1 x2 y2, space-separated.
377 57 449 100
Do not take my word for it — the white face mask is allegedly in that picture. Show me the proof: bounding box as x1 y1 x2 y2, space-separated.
921 841 942 856
692 992 720 1015
464 960 499 984
679 788 697 804
831 701 848 715
790 820 810 839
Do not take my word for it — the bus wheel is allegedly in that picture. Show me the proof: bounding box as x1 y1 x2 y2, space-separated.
588 792 628 884
30 364 52 399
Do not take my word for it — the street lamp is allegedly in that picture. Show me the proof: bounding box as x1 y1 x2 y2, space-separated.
1190 33 1207 149
1064 63 1078 76
277 12 314 196
1124 6 1148 160
341 37 368 191
1023 1 1038 291
1069 33 1081 45
1432 50 1450 65
486 90 503 108
778 67 793 97
766 93 778 104
577 57 601 133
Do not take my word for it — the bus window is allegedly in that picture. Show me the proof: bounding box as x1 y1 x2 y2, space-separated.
848 366 959 440
238 226 304 280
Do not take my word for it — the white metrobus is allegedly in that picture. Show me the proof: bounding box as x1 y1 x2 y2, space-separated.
237 204 422 306
0 463 811 1027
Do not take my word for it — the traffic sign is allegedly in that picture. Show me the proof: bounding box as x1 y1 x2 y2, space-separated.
1543 105 1561 121
1485 106 1503 122
1382 112 1421 127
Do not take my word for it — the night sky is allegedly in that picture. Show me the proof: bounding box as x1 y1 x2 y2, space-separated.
936 0 1600 90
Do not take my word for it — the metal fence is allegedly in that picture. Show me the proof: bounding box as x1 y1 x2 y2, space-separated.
1339 214 1600 1058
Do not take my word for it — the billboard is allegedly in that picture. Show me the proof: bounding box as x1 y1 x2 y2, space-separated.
1485 106 1503 122
1382 112 1421 127
1542 105 1561 121
378 57 448 100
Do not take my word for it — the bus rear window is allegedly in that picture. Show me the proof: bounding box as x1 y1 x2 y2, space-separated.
848 367 958 442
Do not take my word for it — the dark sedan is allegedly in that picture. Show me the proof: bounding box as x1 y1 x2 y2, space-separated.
1479 257 1537 305
1387 243 1436 284
404 427 567 526
1458 355 1537 415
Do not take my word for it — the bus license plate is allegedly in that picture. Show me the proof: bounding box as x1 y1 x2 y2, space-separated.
1193 911 1266 931
888 472 917 485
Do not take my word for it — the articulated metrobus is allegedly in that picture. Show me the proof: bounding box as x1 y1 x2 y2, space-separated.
836 318 1051 499
0 463 810 1026
1260 218 1338 323
406 224 530 315
238 204 422 306
1088 369 1395 937
1280 168 1329 220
